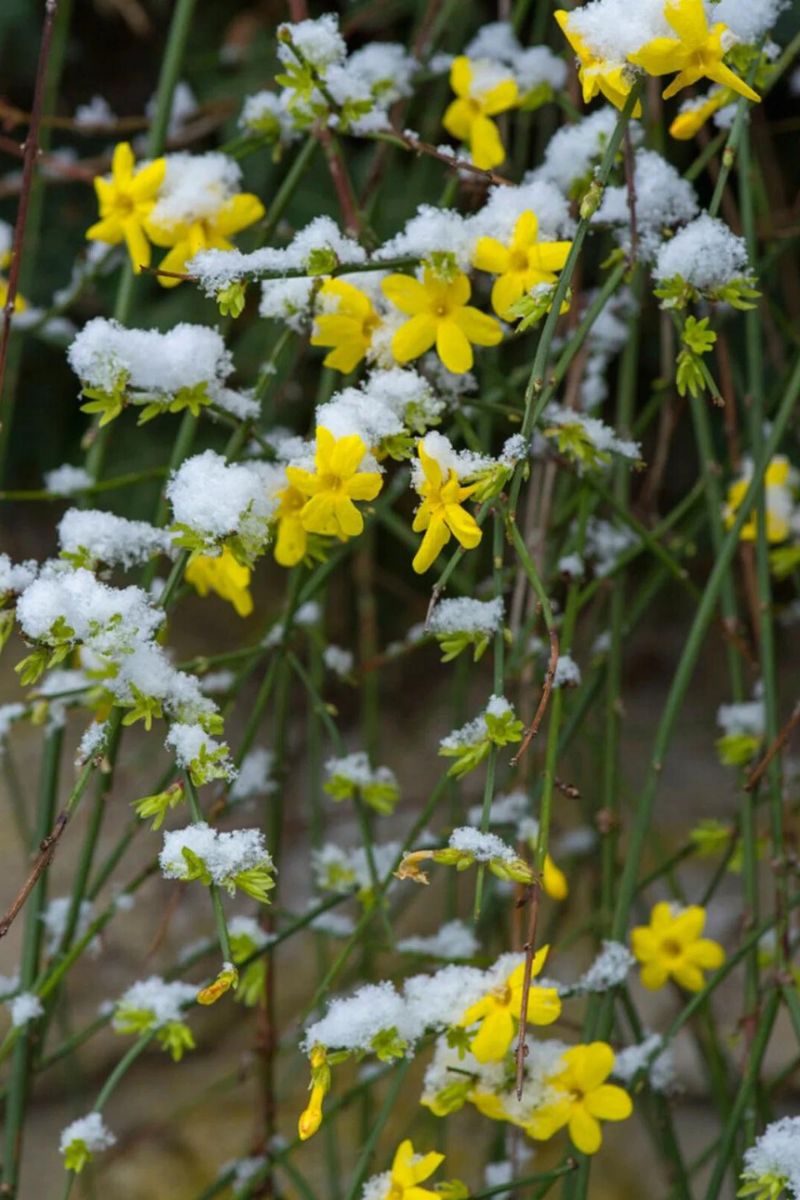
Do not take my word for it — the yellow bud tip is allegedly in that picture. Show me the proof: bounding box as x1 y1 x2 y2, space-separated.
196 965 239 1006
298 1106 323 1141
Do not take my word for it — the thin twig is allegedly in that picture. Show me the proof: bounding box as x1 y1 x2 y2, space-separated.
0 809 69 939
0 0 59 419
514 883 542 1098
511 628 559 766
623 126 638 264
746 702 800 793
375 127 513 187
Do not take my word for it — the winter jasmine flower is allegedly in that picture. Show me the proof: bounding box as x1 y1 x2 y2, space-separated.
382 268 502 375
631 902 725 991
554 13 642 113
529 1042 632 1154
443 56 518 169
185 548 254 618
473 210 572 320
286 428 383 541
60 1113 116 1173
629 0 760 102
272 482 309 567
310 279 381 373
411 439 482 574
85 142 166 272
459 949 561 1061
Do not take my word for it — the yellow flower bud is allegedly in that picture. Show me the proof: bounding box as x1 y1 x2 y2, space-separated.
196 963 239 1006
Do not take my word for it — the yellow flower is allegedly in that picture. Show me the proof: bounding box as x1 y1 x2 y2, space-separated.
0 279 26 315
443 56 518 170
542 854 568 901
669 88 731 139
411 441 482 574
286 427 383 541
631 902 725 991
298 1046 329 1141
459 949 561 1062
86 142 166 273
273 483 308 567
554 13 642 114
382 1140 444 1200
147 192 265 287
529 1042 632 1154
383 269 502 376
185 547 253 617
628 0 760 103
310 279 381 373
473 210 573 320
724 458 793 544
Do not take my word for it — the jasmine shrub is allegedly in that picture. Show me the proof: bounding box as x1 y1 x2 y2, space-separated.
1 1 800 1198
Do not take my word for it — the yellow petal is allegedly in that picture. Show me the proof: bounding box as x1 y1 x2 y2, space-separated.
111 141 134 186
569 1106 602 1155
572 1043 614 1092
129 156 166 202
672 961 705 991
470 1008 514 1062
685 938 725 969
315 426 336 474
329 432 367 477
640 961 669 990
442 97 475 143
85 216 123 246
528 1097 572 1141
664 0 708 47
628 37 687 76
392 313 438 364
453 306 503 347
490 273 525 321
662 67 705 100
215 192 265 236
156 240 191 287
334 495 364 538
584 1084 632 1121
436 319 473 374
470 114 505 170
417 442 443 490
525 985 562 1026
300 493 338 536
449 55 472 99
631 927 658 961
705 61 760 103
412 516 450 574
481 78 518 116
473 236 511 275
345 471 382 501
121 217 150 273
275 517 307 567
443 502 482 550
406 1151 445 1186
382 274 430 316
543 854 568 900
670 906 705 944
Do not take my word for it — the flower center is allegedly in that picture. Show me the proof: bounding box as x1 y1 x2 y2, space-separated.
510 249 529 273
433 302 450 318
319 473 343 493
388 1184 404 1200
114 193 135 215
467 98 482 116
490 983 512 1007
661 938 682 960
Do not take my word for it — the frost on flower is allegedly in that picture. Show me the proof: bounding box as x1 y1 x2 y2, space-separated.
165 722 236 787
552 655 581 689
594 148 698 261
397 920 479 961
60 1112 116 1173
190 216 366 294
7 992 43 1028
612 1034 675 1094
716 697 765 766
229 748 277 801
67 318 234 423
44 463 92 497
654 213 756 307
542 402 641 469
324 752 400 815
159 822 276 902
577 940 635 992
741 1117 800 1200
448 827 516 864
312 840 400 899
0 554 37 596
428 597 504 662
166 449 276 551
536 109 641 199
57 508 174 569
439 695 524 778
323 645 354 678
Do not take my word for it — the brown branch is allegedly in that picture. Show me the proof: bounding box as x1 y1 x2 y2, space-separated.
514 882 542 1098
0 0 59 419
379 127 513 188
745 702 800 793
511 627 559 766
0 809 70 939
